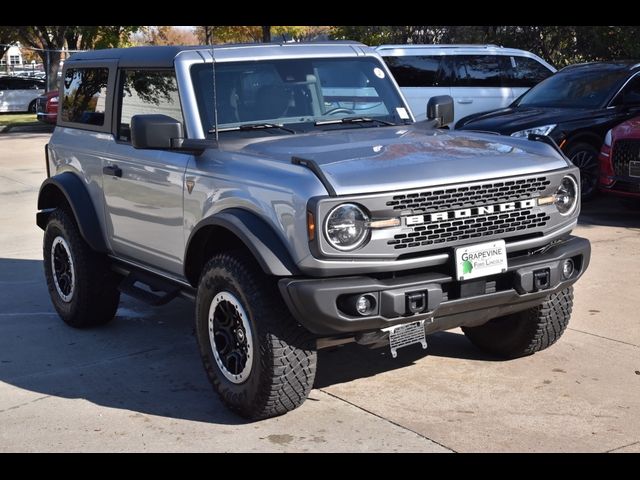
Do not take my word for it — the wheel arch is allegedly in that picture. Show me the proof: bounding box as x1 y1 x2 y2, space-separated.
36 172 108 253
184 208 299 287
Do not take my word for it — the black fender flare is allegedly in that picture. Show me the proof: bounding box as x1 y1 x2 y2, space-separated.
185 208 299 281
36 172 108 253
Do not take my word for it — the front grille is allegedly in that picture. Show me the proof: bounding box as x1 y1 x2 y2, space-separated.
388 211 551 249
384 176 552 250
612 140 640 177
385 177 551 214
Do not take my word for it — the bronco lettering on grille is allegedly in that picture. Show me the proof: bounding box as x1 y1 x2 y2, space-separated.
405 199 539 226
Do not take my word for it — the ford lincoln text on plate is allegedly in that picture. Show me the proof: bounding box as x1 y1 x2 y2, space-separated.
36 43 591 419
456 61 640 199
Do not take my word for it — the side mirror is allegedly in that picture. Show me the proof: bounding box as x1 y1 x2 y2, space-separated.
131 114 184 150
427 95 454 127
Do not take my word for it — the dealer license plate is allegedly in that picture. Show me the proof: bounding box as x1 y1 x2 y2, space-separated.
383 320 427 358
454 240 508 281
630 161 640 178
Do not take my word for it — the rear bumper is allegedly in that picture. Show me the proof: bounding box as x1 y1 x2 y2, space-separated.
279 236 590 336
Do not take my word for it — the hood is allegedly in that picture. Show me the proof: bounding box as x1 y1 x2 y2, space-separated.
613 116 640 139
456 106 606 135
226 126 569 196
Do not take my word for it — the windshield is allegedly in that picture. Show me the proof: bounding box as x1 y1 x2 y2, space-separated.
516 69 629 109
191 57 410 134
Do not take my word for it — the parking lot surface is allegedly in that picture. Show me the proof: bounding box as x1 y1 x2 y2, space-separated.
1 132 638 452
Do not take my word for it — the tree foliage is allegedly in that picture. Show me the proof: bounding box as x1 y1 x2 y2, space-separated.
330 26 640 67
194 26 330 44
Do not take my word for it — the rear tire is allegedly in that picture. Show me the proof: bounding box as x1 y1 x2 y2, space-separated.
28 100 37 114
462 287 573 359
43 209 120 328
195 252 317 420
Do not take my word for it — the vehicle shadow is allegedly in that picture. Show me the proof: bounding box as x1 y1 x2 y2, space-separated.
314 330 498 389
0 258 499 423
0 257 243 425
578 195 640 228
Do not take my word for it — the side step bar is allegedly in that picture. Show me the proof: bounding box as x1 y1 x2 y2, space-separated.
112 262 195 306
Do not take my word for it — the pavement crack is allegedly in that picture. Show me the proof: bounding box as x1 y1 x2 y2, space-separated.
318 388 455 452
606 440 640 453
0 394 51 414
567 328 639 348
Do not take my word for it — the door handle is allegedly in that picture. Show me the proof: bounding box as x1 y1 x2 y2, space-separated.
457 98 473 104
103 165 122 177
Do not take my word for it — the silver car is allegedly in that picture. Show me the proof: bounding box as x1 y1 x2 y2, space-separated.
0 76 45 112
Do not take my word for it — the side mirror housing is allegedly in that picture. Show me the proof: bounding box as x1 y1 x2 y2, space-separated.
427 95 454 127
131 114 184 150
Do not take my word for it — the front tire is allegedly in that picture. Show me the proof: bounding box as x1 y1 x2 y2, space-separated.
195 252 317 420
462 287 573 359
43 209 120 328
28 100 37 114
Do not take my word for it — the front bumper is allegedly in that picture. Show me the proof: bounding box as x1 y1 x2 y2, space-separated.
279 236 590 336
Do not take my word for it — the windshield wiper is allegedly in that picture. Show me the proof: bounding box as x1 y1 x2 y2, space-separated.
314 117 396 127
210 123 296 134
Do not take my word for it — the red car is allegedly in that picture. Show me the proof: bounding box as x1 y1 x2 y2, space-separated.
36 90 58 124
599 117 640 198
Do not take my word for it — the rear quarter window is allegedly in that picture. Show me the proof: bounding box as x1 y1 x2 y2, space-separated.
506 56 554 88
382 56 444 87
61 68 109 126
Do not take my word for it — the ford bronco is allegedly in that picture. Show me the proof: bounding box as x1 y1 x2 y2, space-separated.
36 43 590 419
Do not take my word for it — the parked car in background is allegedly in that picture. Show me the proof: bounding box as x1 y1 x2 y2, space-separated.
377 45 555 123
599 117 640 199
0 76 45 113
456 62 640 199
36 90 59 124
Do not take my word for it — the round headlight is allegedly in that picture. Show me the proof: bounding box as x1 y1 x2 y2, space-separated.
324 203 370 251
555 176 578 215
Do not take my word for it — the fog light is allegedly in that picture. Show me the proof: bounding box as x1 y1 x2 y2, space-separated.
356 295 373 315
562 259 574 279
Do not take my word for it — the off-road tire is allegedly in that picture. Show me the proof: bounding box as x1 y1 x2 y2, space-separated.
462 287 573 359
195 252 317 420
43 208 120 328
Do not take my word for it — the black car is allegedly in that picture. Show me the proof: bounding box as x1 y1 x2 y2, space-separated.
456 62 640 198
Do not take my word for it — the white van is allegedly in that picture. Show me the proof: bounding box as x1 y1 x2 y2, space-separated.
376 45 556 124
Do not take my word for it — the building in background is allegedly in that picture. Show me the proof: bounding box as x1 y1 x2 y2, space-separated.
1 45 23 73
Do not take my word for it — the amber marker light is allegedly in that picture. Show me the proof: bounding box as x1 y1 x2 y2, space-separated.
537 196 556 206
307 211 316 241
367 218 401 229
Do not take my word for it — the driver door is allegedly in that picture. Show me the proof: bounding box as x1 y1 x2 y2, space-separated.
102 68 189 276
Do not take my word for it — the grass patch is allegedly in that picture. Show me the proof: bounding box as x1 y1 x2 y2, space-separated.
0 113 38 127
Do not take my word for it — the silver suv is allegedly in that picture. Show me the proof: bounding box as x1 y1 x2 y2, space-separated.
36 43 590 419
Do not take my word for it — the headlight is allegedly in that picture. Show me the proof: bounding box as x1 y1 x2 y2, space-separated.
49 96 59 103
324 203 370 251
604 129 612 147
510 124 557 138
555 175 579 215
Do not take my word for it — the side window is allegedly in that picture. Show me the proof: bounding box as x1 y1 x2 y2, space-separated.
506 56 553 87
383 56 444 87
451 55 507 87
118 70 181 142
619 75 640 106
61 68 109 125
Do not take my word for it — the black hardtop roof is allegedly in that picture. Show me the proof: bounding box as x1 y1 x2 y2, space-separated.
65 42 367 68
